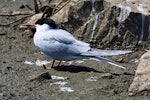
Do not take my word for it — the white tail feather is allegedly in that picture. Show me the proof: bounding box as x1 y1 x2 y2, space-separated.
89 56 126 69
82 49 132 56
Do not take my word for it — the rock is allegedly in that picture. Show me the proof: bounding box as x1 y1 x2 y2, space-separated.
25 0 150 50
29 71 52 81
128 50 150 95
51 0 80 24
20 13 43 29
53 0 149 49
27 13 43 24
105 0 150 15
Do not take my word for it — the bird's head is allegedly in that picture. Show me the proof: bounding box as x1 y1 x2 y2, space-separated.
26 18 57 33
35 18 57 29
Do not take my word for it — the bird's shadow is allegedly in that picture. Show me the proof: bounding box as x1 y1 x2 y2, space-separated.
53 65 101 73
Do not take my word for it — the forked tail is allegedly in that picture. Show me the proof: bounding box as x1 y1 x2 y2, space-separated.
88 56 126 69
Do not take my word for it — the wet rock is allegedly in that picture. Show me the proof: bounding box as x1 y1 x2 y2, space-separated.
128 50 150 95
49 0 149 49
105 0 150 15
24 0 150 50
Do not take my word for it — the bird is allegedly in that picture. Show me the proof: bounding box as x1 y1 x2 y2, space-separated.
27 18 132 70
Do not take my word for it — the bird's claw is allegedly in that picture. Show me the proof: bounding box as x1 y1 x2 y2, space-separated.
43 65 52 70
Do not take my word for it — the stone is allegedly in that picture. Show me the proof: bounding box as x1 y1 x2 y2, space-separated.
128 50 150 95
24 0 150 50
51 0 80 24
27 13 43 24
54 0 149 49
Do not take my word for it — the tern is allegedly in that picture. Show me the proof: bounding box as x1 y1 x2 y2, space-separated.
27 18 132 69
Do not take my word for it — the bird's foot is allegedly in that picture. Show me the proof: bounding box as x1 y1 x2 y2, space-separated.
43 65 53 70
43 60 62 70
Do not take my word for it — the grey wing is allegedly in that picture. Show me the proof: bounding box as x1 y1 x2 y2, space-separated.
52 29 91 54
81 49 132 56
41 29 91 59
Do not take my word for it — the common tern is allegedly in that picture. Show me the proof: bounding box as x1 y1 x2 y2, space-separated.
27 18 132 69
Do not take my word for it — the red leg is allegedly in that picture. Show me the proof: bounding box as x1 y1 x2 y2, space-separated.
51 60 62 68
51 60 55 68
43 60 55 70
57 60 62 66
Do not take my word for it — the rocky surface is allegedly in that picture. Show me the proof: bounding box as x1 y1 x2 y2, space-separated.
128 50 150 95
48 0 150 49
106 0 150 14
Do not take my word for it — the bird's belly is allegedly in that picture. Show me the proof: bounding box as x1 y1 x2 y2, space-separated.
34 39 78 60
42 48 79 61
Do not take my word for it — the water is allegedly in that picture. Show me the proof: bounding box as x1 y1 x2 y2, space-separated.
51 81 68 86
90 0 95 16
60 87 74 92
138 14 145 44
136 0 147 43
117 4 132 38
90 14 99 41
51 75 67 80
24 60 34 65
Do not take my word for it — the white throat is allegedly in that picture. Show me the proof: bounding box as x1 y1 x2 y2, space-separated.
36 24 52 32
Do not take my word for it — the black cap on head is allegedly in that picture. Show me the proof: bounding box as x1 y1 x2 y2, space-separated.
35 18 57 29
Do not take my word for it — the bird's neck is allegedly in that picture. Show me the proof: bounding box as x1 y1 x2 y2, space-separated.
36 24 50 31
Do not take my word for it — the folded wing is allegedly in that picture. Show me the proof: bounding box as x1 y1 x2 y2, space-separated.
81 49 132 56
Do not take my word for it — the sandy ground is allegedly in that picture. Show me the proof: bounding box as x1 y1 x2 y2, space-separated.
0 0 149 100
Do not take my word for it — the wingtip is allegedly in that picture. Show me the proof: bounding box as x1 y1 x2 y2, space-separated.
107 62 126 69
89 56 126 69
126 50 133 53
